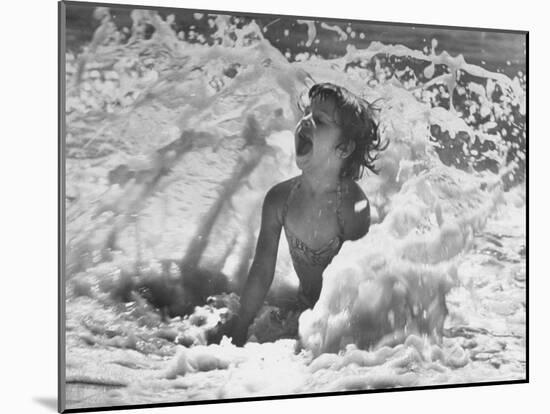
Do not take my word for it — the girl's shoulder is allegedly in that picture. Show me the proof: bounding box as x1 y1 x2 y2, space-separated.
266 176 297 202
263 176 299 221
341 179 371 240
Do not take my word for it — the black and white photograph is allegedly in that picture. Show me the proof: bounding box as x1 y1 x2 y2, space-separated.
59 0 527 411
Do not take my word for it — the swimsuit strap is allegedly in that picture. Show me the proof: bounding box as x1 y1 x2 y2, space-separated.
335 181 346 237
282 177 301 225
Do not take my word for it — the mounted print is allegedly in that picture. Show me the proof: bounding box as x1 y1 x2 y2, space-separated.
59 0 528 412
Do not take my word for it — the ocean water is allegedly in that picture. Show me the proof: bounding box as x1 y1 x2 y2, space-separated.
63 7 526 409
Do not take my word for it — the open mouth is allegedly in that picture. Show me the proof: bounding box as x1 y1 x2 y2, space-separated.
296 128 313 156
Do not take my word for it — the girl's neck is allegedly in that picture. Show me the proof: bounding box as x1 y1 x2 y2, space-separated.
300 170 341 196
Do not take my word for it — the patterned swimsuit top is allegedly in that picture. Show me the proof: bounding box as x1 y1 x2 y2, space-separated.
282 177 345 269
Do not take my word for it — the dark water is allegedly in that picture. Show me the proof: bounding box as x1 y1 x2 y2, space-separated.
65 4 526 78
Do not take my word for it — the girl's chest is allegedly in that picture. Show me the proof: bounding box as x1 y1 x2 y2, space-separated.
284 195 343 248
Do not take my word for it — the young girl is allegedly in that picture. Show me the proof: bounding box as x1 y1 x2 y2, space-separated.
231 82 386 346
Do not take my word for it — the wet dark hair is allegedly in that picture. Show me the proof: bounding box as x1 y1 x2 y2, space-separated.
301 82 388 180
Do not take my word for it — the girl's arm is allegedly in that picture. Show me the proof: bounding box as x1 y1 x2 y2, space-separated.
345 182 371 241
232 183 284 346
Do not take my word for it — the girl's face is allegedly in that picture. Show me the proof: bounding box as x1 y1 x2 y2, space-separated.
295 96 344 173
